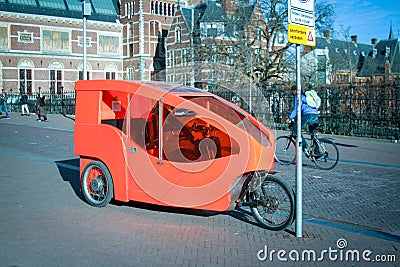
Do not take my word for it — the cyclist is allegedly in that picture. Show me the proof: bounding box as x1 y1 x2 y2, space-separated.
286 85 319 156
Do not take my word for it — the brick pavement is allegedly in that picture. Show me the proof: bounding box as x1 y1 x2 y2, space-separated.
0 112 399 266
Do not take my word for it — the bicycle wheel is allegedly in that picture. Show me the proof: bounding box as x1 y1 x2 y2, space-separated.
250 176 295 231
312 138 339 170
274 136 296 165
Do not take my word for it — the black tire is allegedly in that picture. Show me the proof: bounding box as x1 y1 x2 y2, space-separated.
274 136 296 165
250 176 295 231
312 138 339 170
81 161 114 207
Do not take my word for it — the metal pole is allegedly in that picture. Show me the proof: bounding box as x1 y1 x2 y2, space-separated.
82 0 91 80
295 44 303 238
83 14 87 80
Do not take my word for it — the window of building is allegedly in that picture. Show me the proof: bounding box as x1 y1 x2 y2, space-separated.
159 2 163 15
175 26 181 43
129 22 134 38
127 67 135 80
19 69 32 95
129 43 134 57
79 71 90 80
182 49 187 66
150 21 160 36
50 70 63 95
154 1 158 14
255 28 262 41
125 1 134 19
106 72 116 80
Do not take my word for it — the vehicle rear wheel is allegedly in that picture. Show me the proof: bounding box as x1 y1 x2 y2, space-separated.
81 161 114 207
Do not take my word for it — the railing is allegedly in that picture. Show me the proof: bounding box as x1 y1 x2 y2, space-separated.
216 82 400 140
4 82 400 140
5 91 76 116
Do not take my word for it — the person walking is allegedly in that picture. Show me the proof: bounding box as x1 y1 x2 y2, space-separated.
0 92 10 119
20 92 30 116
286 85 319 154
36 94 48 122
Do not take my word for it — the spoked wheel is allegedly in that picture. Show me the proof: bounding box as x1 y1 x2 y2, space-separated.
312 138 339 170
274 136 296 165
81 161 114 207
250 176 295 231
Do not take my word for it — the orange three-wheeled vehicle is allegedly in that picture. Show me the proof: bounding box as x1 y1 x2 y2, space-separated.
74 80 294 231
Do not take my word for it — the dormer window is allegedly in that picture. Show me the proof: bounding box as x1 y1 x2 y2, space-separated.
373 48 377 58
385 46 390 58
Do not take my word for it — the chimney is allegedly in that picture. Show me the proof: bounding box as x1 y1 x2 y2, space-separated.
371 38 377 45
351 35 357 44
385 60 390 82
323 30 330 42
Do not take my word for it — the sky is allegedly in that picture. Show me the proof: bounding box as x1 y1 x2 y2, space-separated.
326 0 400 44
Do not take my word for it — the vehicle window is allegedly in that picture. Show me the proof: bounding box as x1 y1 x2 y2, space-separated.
162 102 239 162
183 96 269 147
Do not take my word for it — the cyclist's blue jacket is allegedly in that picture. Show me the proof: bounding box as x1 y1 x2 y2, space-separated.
288 93 319 121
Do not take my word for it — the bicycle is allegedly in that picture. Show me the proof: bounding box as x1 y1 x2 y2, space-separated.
274 122 339 170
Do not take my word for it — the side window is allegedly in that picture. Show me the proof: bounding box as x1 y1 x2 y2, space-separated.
129 98 240 162
162 103 239 162
129 95 158 151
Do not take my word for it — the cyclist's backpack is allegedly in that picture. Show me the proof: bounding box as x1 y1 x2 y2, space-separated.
305 90 321 109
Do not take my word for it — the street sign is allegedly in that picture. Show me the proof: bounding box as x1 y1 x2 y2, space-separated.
288 0 315 46
289 7 315 27
290 0 314 13
288 24 316 46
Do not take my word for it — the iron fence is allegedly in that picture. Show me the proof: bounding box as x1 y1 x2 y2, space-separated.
4 83 400 140
216 82 400 140
5 91 76 116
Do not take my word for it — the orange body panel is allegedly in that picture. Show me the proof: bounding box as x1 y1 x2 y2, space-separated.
74 80 275 211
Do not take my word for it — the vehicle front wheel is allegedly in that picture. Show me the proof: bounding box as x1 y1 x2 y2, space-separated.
250 176 295 231
81 161 114 207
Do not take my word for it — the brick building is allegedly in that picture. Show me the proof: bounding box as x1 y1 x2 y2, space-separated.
0 0 122 94
0 0 278 96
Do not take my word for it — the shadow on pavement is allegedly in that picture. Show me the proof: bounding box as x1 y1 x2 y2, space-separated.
55 158 84 201
54 158 291 233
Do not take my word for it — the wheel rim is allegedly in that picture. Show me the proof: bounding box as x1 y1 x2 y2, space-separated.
313 139 339 170
275 136 295 165
86 166 108 202
253 181 293 228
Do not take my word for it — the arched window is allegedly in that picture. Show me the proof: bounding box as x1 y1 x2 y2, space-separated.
18 58 35 95
175 26 181 43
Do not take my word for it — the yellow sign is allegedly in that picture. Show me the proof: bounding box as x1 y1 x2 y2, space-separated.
288 23 316 46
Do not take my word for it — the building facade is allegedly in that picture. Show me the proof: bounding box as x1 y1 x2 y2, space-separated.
0 0 123 94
